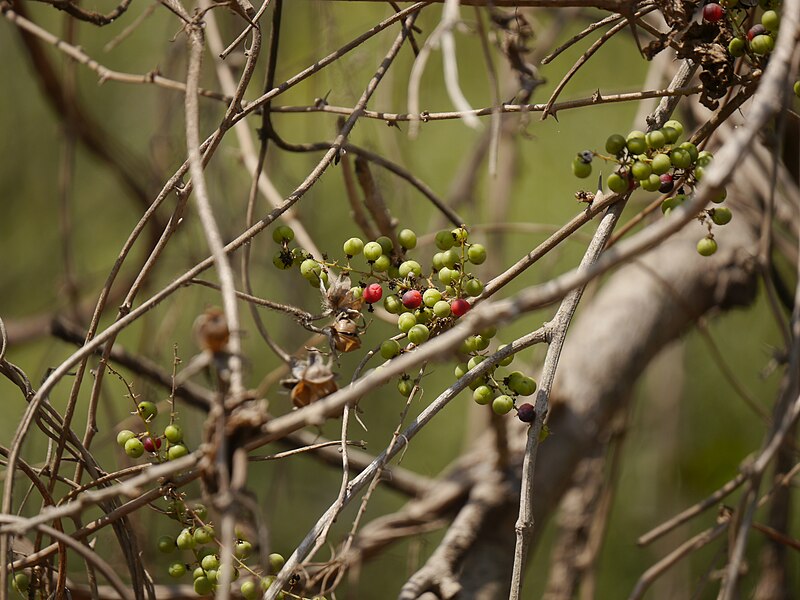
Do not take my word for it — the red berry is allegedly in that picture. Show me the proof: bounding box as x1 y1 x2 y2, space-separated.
363 283 383 304
747 24 766 41
143 437 161 452
517 403 535 423
702 3 724 22
659 174 674 193
450 298 470 317
402 290 422 309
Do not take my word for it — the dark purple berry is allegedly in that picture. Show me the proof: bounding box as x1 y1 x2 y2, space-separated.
747 24 766 40
577 150 593 164
517 403 535 423
659 174 674 193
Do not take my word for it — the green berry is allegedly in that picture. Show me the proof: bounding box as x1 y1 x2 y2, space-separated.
176 529 195 550
398 229 417 249
168 562 186 578
641 174 662 192
473 385 494 405
193 576 213 595
572 158 592 178
192 504 208 521
697 237 718 256
383 295 402 314
795 81 800 98
497 344 514 366
607 172 628 194
343 237 364 256
467 244 487 265
605 133 627 155
474 335 491 351
158 535 176 554
432 252 445 270
451 227 468 243
679 142 699 162
193 567 205 580
300 258 321 281
275 249 291 269
454 363 468 378
261 576 276 591
194 525 214 545
433 300 451 318
407 324 430 345
625 131 647 154
435 230 455 250
660 126 679 144
272 225 294 244
397 377 414 397
372 254 391 272
710 207 732 225
380 339 401 360
670 148 692 169
651 153 672 175
241 581 258 600
463 278 484 297
376 236 394 255
201 554 220 571
235 540 253 559
13 573 29 593
164 424 183 444
116 430 136 447
492 395 514 415
363 241 383 261
399 260 422 278
422 288 442 307
761 9 779 31
168 444 189 460
137 401 158 422
694 166 705 181
696 151 714 167
397 313 417 333
437 267 455 285
750 34 774 55
507 371 537 396
631 161 652 181
663 120 683 139
124 438 144 458
728 37 746 57
480 326 497 339
713 188 727 204
467 355 486 370
441 249 459 269
646 130 666 149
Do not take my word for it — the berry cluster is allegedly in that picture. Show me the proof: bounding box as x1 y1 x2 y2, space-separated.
713 2 781 59
116 402 189 461
572 119 732 256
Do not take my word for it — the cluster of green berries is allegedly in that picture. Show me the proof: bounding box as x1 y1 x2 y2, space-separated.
116 401 189 461
704 0 782 60
572 119 732 256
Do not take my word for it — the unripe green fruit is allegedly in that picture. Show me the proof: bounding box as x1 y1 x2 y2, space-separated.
661 126 679 144
168 562 186 578
433 300 452 318
641 174 662 192
651 153 672 175
442 249 460 269
13 573 29 593
193 576 213 595
423 288 442 307
158 535 176 554
397 313 417 333
117 430 136 447
480 326 497 339
795 81 800 98
497 344 514 366
363 241 383 261
750 34 774 55
384 295 402 314
473 335 490 351
372 254 391 272
607 173 628 194
451 227 468 243
397 378 414 397
508 371 537 396
272 225 294 244
473 385 494 405
241 580 259 600
710 207 732 225
193 504 208 521
399 260 422 278
492 395 514 415
300 259 321 280
631 161 652 181
663 120 683 139
261 576 276 590
572 158 592 178
697 237 718 256
670 148 692 169
467 244 487 264
646 130 666 149
376 236 394 255
137 401 158 422
432 252 445 270
398 229 417 249
269 553 286 574
201 555 219 571
437 267 455 285
463 278 484 297
454 363 468 378
761 9 779 31
176 529 195 550
728 37 746 57
407 324 430 345
235 540 253 559
380 339 401 360
626 131 647 154
605 133 627 154
435 230 456 250
125 438 144 458
164 424 183 444
343 237 364 256
193 567 205 580
194 525 214 545
467 355 486 370
168 444 189 460
679 142 699 162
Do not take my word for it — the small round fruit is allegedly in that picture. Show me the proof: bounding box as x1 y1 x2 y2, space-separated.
422 288 442 307
164 424 183 444
663 120 683 138
116 430 136 447
402 290 422 309
463 278 484 297
605 133 627 155
13 572 30 593
467 244 487 264
398 229 417 249
607 172 628 194
300 259 321 281
508 371 537 396
241 581 259 600
747 23 767 41
641 174 662 192
137 401 158 422
363 241 383 262
451 227 469 243
193 567 205 580
441 249 460 269
670 148 692 169
473 335 490 351
710 207 732 225
473 385 494 405
273 251 293 269
761 9 779 31
124 438 144 459
363 283 383 304
380 339 401 360
646 130 666 149
454 363 468 378
193 576 213 595
201 554 220 571
480 325 497 339
728 37 746 57
697 237 718 256
651 153 672 175
437 267 455 285
176 529 195 550
143 436 161 453
492 395 514 415
194 526 214 545
679 142 699 162
702 3 724 22
517 403 535 423
661 126 679 144
497 344 514 366
433 300 452 318
343 237 364 257
631 161 652 181
407 324 430 345
158 535 175 554
451 299 470 317
795 81 800 99
168 562 186 578
399 260 422 278
750 34 774 55
192 504 208 520
572 157 592 178
467 355 486 370
659 174 674 193
384 295 402 314
435 230 455 250
397 312 417 333
625 131 647 154
168 444 189 460
272 225 294 244
375 236 393 255
235 540 253 559
372 254 391 272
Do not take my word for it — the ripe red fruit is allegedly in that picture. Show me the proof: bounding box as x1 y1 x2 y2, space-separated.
702 3 724 22
143 437 162 453
659 174 674 193
517 403 535 423
450 298 470 317
402 290 422 309
747 24 766 41
363 283 383 304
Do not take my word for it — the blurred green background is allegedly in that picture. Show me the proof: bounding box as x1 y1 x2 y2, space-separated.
0 1 791 598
